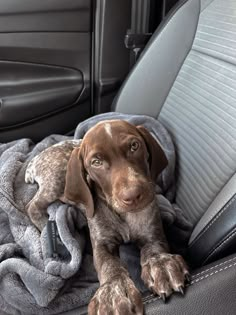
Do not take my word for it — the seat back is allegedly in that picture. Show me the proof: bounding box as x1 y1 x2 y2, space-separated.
159 0 236 225
114 0 236 265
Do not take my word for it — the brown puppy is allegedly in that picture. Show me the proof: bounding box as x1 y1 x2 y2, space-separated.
64 120 189 315
25 120 189 314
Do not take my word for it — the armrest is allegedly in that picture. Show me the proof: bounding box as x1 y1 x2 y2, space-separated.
143 253 236 315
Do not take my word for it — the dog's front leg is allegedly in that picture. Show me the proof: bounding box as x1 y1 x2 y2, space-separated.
140 240 189 301
88 243 143 315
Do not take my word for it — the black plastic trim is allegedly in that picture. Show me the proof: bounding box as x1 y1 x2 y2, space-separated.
93 0 132 113
188 194 236 267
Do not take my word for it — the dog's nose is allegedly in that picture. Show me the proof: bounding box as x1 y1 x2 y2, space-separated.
121 187 143 206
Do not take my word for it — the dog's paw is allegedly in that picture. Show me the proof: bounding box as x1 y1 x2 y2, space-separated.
88 274 143 315
141 253 189 301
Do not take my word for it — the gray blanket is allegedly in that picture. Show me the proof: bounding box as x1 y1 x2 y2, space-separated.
0 113 192 315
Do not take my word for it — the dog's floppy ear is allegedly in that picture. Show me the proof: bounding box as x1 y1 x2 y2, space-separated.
64 147 94 218
137 125 168 180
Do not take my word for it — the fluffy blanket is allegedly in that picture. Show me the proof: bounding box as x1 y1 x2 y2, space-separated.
0 112 192 315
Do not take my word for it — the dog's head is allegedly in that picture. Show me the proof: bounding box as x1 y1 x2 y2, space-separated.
64 120 168 218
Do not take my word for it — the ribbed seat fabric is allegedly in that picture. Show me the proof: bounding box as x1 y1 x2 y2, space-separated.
159 0 236 224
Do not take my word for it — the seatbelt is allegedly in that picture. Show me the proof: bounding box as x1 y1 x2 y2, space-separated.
124 0 179 66
124 0 152 65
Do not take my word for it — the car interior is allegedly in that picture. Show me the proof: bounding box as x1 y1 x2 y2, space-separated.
1 0 236 314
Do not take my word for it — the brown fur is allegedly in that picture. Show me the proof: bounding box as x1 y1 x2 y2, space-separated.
64 120 189 314
25 140 81 231
25 120 189 314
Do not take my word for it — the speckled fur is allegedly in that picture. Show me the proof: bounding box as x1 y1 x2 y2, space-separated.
87 197 189 315
25 121 189 314
63 121 189 315
25 140 81 231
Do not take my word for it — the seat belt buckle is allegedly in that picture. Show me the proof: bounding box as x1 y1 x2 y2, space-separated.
124 32 152 50
124 32 152 62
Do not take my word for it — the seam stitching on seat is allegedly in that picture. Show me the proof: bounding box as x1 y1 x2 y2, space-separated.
143 261 236 305
191 255 236 278
189 195 236 247
203 227 236 265
190 261 236 284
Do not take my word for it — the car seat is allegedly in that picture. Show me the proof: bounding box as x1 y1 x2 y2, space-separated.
110 0 236 313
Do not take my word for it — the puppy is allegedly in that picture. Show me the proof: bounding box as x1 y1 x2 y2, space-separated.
25 120 189 314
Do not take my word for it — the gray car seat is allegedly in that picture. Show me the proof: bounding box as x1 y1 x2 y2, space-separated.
62 0 236 314
116 0 236 266
114 0 236 313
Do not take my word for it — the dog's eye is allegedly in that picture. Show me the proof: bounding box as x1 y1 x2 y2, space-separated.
130 140 139 152
91 158 103 167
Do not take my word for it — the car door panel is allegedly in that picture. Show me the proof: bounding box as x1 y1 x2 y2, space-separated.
0 0 91 32
0 61 84 129
0 0 92 142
